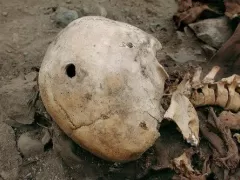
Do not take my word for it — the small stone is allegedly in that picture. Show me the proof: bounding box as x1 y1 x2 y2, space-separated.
18 132 44 157
149 22 161 32
98 5 107 17
0 77 37 125
167 47 206 63
176 31 185 43
0 123 22 180
201 44 217 59
2 12 8 16
24 71 38 82
184 26 195 38
41 129 51 145
189 17 232 49
80 3 107 17
55 7 78 27
66 0 71 4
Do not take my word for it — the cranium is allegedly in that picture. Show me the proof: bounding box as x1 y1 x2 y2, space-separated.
38 16 168 162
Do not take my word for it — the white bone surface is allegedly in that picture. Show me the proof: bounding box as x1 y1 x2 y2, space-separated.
38 16 168 162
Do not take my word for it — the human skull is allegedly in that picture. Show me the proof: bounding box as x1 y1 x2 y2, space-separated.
38 16 168 162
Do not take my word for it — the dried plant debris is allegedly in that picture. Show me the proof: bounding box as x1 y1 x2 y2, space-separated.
200 108 239 170
208 108 239 170
197 108 240 180
172 149 206 179
173 149 196 175
173 0 223 29
173 4 212 28
177 0 193 12
174 0 240 28
199 112 226 157
218 111 240 129
224 0 240 19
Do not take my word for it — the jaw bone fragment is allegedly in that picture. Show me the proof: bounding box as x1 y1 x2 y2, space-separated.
164 74 199 146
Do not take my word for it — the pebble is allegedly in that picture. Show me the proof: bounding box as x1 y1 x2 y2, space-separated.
149 22 161 33
189 17 232 49
66 0 71 4
2 12 8 16
55 7 78 27
167 48 200 63
80 3 107 17
201 44 217 59
41 129 51 145
0 77 37 125
18 132 44 157
183 26 195 38
24 71 38 82
0 123 22 180
167 28 207 63
176 31 185 43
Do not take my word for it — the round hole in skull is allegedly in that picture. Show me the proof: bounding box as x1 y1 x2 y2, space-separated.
66 64 76 78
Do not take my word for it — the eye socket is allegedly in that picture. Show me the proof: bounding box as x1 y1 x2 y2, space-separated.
66 64 76 78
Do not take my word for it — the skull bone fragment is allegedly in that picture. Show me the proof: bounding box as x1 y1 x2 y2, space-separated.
38 16 168 162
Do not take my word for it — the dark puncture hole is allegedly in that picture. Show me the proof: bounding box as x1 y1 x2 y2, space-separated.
127 42 133 48
197 88 202 93
44 139 53 152
66 64 76 78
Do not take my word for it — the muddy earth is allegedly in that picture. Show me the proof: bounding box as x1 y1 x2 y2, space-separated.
1 0 238 180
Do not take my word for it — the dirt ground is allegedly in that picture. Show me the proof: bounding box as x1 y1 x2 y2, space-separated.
0 0 235 180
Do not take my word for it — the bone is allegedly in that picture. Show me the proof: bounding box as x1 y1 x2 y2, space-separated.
226 78 240 112
202 66 220 84
191 89 205 107
202 85 215 105
191 66 203 88
215 82 228 108
221 74 240 85
164 88 199 146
